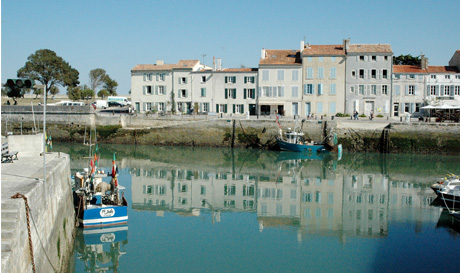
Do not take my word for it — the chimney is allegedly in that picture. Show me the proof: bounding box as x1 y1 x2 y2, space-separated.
156 60 164 65
261 48 266 60
300 41 305 52
217 58 222 71
213 57 216 71
343 39 350 53
421 55 428 70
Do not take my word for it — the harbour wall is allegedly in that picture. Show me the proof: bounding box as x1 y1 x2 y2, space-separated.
1 134 75 273
2 107 460 154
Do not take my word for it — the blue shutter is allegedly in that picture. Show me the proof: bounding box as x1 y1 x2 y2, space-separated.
312 84 315 94
143 86 146 95
317 102 323 113
216 104 219 112
330 102 336 114
225 89 228 99
241 104 244 114
405 86 409 96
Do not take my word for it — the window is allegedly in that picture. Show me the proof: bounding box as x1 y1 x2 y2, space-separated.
262 70 269 81
292 86 299 97
395 74 401 79
244 76 255 83
305 84 314 95
277 70 284 81
145 102 152 111
201 76 207 83
382 70 388 79
292 70 299 81
157 73 165 81
330 83 336 95
224 184 236 196
371 85 377 95
384 56 388 61
158 102 165 111
445 75 451 79
245 88 256 99
143 73 153 81
318 67 324 79
306 67 313 79
371 69 377 79
352 71 356 77
360 56 365 61
145 86 152 95
405 103 410 113
409 74 415 79
444 86 450 96
201 88 206 97
430 86 436 95
408 85 415 95
372 56 376 61
455 86 460 96
350 86 355 93
158 86 166 95
359 69 364 79
262 87 270 97
225 76 236 83
234 104 244 114
179 77 187 84
317 84 323 95
330 67 336 79
456 75 460 79
359 85 365 95
382 85 388 95
179 89 187 98
431 75 437 79
202 103 209 112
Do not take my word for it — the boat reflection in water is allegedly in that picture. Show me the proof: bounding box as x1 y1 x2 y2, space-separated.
74 226 128 272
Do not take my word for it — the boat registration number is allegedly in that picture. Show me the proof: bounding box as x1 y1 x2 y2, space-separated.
100 208 115 217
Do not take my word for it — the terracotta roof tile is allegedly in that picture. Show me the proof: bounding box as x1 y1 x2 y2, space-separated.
348 44 392 53
222 68 258 72
427 66 459 73
259 50 301 65
132 60 199 71
393 65 427 73
302 45 345 56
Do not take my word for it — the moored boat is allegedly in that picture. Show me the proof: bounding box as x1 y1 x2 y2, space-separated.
74 152 128 228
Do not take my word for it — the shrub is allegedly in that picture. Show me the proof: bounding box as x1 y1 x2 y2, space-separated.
335 113 351 117
376 114 384 118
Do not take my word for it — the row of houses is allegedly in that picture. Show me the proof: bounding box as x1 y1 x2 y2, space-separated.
131 40 460 117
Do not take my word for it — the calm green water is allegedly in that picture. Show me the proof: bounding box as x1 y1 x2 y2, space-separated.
54 143 460 273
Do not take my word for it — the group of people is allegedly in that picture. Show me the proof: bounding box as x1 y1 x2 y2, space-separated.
353 110 374 120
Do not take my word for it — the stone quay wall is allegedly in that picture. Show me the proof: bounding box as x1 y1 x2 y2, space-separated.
2 107 460 154
1 134 75 273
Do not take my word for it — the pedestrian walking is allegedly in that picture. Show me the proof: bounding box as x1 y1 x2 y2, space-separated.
370 110 374 121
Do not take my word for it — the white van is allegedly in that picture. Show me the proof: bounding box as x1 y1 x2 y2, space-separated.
48 101 85 106
107 96 131 106
91 100 108 109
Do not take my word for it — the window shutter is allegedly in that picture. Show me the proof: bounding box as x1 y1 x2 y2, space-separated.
224 105 228 113
216 104 219 112
279 86 284 97
225 89 228 99
405 86 409 96
233 89 236 99
414 86 418 95
143 86 146 95
330 102 336 114
200 103 203 112
233 104 236 114
241 104 244 114
244 77 247 84
312 84 315 95
155 86 158 95
244 89 247 99
185 90 188 98
225 77 228 83
427 85 431 96
451 85 455 96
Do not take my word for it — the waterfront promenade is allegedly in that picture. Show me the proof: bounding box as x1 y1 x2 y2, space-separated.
1 135 75 273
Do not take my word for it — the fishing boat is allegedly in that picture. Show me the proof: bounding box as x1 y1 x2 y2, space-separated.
430 173 460 194
275 116 342 157
74 151 128 228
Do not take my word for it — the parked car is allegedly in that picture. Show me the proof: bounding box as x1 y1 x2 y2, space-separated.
91 100 108 109
47 101 85 106
107 101 124 107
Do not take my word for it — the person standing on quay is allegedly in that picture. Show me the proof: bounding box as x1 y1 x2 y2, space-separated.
370 110 374 121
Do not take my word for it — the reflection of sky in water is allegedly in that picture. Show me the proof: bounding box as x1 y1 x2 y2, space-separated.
60 144 460 272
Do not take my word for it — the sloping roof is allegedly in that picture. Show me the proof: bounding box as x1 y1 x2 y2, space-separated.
393 65 427 73
259 49 302 65
348 44 392 53
132 60 199 71
302 45 345 56
427 66 459 73
222 68 258 72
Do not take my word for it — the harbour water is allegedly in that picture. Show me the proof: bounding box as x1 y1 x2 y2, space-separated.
54 143 460 273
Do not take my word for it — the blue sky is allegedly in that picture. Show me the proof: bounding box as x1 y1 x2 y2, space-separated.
2 0 459 95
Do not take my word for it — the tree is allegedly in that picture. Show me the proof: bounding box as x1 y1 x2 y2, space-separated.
103 75 118 96
33 87 43 99
17 49 79 96
393 54 421 66
67 86 81 101
170 90 176 114
97 89 109 99
49 86 60 98
89 68 106 92
80 85 95 100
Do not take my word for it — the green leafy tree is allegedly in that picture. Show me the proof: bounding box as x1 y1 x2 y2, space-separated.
103 75 118 96
33 87 43 99
49 86 60 98
393 54 421 66
17 49 79 96
1 87 7 97
89 68 107 92
80 85 95 100
67 86 81 101
170 90 176 114
97 89 109 99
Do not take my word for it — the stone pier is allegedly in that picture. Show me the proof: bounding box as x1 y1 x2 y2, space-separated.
1 134 75 273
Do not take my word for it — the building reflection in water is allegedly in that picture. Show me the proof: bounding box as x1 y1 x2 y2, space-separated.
74 226 128 272
128 150 441 243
